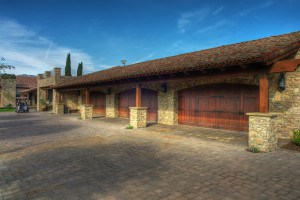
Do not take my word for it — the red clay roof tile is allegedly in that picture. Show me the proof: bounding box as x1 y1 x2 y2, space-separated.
16 75 37 88
54 31 300 89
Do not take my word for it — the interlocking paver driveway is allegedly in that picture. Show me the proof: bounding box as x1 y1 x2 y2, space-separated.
0 112 299 200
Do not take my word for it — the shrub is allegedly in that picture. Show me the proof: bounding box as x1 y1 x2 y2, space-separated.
249 146 260 153
4 103 13 108
127 125 134 129
39 98 46 106
292 129 300 146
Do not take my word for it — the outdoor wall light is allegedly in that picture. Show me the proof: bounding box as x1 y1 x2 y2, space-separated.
278 72 285 91
106 88 112 94
161 83 167 93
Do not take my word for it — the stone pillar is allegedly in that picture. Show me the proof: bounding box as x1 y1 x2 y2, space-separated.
0 76 16 107
37 74 43 80
158 89 178 125
246 112 278 152
44 71 51 78
53 67 61 84
130 107 147 128
56 103 64 114
81 105 93 119
37 88 47 111
53 89 63 114
54 67 61 78
106 93 118 117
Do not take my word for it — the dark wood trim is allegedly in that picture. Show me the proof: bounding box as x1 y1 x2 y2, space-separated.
259 75 269 113
269 59 300 73
136 84 141 107
265 48 299 66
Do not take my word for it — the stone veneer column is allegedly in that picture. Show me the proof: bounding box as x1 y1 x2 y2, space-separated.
52 89 60 114
130 107 147 128
0 77 16 107
80 105 93 119
56 103 64 114
157 89 178 125
106 93 118 117
246 112 278 152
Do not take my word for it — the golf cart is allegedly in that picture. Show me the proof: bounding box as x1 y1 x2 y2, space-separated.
16 100 29 113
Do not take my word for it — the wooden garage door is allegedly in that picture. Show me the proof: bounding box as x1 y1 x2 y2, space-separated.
142 89 158 122
178 84 259 132
118 88 158 121
89 91 106 116
118 89 135 118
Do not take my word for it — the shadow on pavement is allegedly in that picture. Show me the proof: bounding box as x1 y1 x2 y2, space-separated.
2 140 172 199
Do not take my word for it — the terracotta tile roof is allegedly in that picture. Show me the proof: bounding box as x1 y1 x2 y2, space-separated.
16 75 37 88
54 31 300 89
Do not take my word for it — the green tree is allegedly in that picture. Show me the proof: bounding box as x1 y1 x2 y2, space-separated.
65 53 72 76
77 62 83 76
0 57 15 74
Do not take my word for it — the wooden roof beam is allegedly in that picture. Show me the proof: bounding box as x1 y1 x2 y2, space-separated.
269 59 300 73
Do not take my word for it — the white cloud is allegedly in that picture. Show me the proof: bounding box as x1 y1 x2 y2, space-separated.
177 6 227 34
132 53 155 64
212 6 224 15
177 8 210 33
197 19 233 34
237 1 274 17
0 18 102 75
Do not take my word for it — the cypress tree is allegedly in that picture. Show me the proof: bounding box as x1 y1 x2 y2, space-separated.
65 53 72 76
77 62 83 76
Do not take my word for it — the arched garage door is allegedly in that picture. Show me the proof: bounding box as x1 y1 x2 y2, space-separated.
118 88 158 121
178 84 259 132
89 91 106 116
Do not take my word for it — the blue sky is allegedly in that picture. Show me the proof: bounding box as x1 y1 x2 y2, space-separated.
0 0 299 75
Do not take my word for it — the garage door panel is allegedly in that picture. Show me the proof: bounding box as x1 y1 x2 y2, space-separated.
118 89 135 118
197 111 215 128
89 91 106 116
217 112 243 131
179 84 259 132
196 96 215 127
243 97 259 113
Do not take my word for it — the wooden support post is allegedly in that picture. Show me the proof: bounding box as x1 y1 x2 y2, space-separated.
85 89 90 105
259 75 269 113
136 84 141 107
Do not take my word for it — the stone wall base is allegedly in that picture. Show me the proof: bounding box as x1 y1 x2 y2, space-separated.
247 112 278 152
130 107 147 128
80 105 93 119
55 103 64 114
